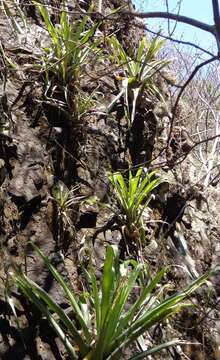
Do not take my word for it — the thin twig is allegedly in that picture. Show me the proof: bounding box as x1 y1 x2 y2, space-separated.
166 56 219 152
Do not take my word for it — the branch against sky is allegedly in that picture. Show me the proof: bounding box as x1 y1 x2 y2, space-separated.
125 11 214 33
212 0 220 52
138 24 215 57
123 0 220 56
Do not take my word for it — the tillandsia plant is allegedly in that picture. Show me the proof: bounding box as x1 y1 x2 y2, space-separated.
34 1 100 87
12 243 213 360
51 181 83 215
51 181 84 236
107 35 169 124
108 167 162 244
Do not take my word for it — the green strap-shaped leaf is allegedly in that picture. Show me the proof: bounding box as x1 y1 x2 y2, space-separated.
100 245 117 326
14 273 87 358
114 268 166 339
102 263 143 354
32 244 92 343
107 271 210 359
33 2 59 49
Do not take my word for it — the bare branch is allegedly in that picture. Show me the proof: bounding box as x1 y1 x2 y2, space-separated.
166 55 219 152
123 10 215 34
212 0 220 52
165 0 183 37
140 24 215 57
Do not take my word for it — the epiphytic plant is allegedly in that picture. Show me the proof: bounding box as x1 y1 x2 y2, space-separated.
34 1 100 87
107 35 168 124
108 167 162 244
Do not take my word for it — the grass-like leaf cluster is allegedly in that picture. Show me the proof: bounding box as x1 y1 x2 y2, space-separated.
34 1 99 86
109 167 161 242
108 36 169 124
12 244 211 360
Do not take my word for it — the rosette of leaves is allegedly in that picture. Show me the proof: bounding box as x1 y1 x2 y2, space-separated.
108 35 169 124
34 1 100 86
108 167 162 244
11 243 212 359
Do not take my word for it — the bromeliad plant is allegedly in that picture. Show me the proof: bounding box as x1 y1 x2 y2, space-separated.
108 167 162 243
108 36 169 124
51 181 85 239
34 1 99 87
12 243 212 360
51 181 84 216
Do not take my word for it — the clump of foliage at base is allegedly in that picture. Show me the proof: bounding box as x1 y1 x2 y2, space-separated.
11 244 211 360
